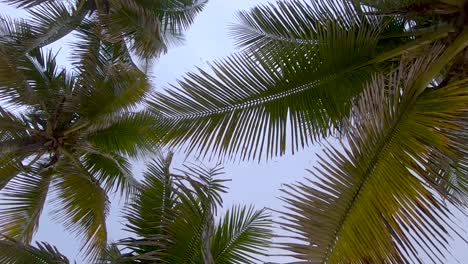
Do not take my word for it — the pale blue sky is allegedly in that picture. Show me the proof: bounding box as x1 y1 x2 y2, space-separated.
0 0 467 263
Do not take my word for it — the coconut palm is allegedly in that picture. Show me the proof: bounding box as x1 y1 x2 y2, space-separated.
148 0 467 161
0 19 160 259
0 153 273 263
2 0 207 60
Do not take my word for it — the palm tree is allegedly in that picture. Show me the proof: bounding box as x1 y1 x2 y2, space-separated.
148 0 467 161
0 153 273 263
0 20 160 259
2 0 207 60
146 0 468 262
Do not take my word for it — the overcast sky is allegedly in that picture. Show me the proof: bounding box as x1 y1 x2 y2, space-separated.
1 0 467 263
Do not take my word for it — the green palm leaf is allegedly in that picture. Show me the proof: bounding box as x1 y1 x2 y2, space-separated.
0 238 69 264
24 1 88 51
81 148 136 197
154 0 208 34
0 159 21 191
279 48 467 263
52 157 109 260
149 0 453 161
0 166 52 243
124 153 176 240
211 205 272 264
85 111 161 158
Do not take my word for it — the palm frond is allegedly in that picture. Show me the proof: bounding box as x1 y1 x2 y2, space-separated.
149 0 454 161
81 148 137 197
52 157 109 260
0 165 52 243
85 111 160 158
0 159 21 191
0 36 39 107
0 39 70 109
159 163 226 263
120 155 233 263
0 238 69 264
154 0 208 34
211 205 273 264
3 0 48 9
72 62 150 121
279 48 467 263
148 30 380 161
106 1 167 58
0 108 43 160
24 1 88 51
97 243 125 264
231 0 364 58
124 153 176 240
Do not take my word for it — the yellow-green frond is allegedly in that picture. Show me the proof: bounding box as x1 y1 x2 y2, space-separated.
280 49 467 263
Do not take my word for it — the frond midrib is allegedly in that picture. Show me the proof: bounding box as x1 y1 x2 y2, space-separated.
322 106 408 262
161 79 322 120
234 23 318 46
27 5 87 51
158 29 450 121
214 210 261 261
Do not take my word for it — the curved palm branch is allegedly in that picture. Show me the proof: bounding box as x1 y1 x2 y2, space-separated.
0 237 69 264
211 205 272 264
279 47 468 263
148 0 455 161
0 40 160 259
0 165 52 244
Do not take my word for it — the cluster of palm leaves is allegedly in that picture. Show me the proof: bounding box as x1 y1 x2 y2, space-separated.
0 0 467 263
0 154 272 263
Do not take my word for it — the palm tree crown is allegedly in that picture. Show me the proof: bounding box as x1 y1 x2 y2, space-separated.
0 22 160 258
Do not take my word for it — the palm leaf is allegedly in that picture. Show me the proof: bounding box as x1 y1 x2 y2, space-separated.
0 39 71 109
148 0 454 161
231 0 365 60
106 1 167 58
211 205 272 264
3 0 49 9
124 153 176 240
70 46 150 120
279 48 467 263
85 111 160 158
24 1 88 51
135 164 226 263
105 0 207 59
120 156 232 263
0 159 21 191
52 157 109 260
153 0 208 34
81 148 137 197
0 165 52 243
0 238 69 264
